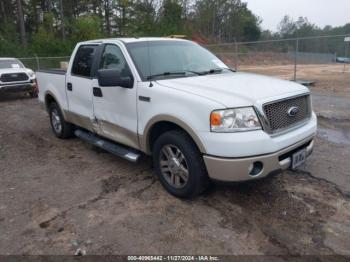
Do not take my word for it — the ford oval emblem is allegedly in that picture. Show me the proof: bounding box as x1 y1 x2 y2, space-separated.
287 106 299 117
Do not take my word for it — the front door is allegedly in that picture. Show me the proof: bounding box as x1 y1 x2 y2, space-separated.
92 44 139 149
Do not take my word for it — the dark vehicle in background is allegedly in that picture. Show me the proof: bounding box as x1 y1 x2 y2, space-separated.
0 58 37 97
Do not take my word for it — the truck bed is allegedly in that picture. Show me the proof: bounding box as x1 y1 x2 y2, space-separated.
37 69 68 112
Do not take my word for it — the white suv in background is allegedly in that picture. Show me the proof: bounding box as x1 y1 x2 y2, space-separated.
0 58 37 97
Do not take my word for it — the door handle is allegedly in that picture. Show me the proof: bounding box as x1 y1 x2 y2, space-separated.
139 96 151 102
93 87 103 97
67 82 73 91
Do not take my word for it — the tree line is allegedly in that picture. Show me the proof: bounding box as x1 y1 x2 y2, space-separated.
0 1 349 57
0 0 261 56
263 16 350 56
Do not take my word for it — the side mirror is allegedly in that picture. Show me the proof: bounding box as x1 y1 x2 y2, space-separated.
97 69 133 89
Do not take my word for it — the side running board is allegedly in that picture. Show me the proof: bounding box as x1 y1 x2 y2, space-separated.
74 129 141 163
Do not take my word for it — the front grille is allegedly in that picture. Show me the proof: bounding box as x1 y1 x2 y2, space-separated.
263 95 311 133
0 73 29 82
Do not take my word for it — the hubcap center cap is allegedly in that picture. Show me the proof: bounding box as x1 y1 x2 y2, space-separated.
169 157 181 172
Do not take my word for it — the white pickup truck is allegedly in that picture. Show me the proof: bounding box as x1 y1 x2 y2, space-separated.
37 38 317 198
0 58 37 97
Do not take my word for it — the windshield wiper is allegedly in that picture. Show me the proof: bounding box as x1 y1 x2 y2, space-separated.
147 70 202 80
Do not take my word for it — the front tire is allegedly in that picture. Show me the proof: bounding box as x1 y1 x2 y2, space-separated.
29 91 38 98
49 102 74 139
153 130 209 199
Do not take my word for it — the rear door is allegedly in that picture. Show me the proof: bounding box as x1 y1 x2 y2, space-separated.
92 43 139 149
66 44 100 131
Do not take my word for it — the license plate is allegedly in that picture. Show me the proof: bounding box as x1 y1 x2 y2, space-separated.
292 149 307 170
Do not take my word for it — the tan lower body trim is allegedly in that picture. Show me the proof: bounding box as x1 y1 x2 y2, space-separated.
64 111 140 150
97 120 140 150
64 111 95 132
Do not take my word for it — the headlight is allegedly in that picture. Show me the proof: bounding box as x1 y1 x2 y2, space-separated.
27 70 35 78
210 107 261 132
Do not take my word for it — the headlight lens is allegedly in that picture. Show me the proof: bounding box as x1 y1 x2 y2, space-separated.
210 107 261 132
27 70 35 78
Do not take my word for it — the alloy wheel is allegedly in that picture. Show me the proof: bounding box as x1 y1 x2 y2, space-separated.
159 144 189 189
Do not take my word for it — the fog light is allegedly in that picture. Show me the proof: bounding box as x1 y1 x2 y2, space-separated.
248 162 263 176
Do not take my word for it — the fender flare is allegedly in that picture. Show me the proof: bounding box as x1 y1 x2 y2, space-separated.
141 114 207 155
44 91 68 120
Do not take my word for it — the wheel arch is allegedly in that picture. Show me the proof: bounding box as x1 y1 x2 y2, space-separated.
44 91 68 119
141 115 206 155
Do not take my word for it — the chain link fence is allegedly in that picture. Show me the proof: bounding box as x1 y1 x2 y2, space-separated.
16 34 349 80
18 56 70 71
207 34 350 120
13 35 350 119
207 34 350 81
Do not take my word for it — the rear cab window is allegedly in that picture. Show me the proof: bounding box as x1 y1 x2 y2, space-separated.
71 45 98 77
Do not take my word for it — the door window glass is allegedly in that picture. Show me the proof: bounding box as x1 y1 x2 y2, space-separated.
72 45 98 77
100 44 131 77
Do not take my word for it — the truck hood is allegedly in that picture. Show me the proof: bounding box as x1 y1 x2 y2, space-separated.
158 72 309 107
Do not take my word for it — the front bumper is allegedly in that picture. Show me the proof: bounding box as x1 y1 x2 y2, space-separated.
203 136 314 182
0 82 36 94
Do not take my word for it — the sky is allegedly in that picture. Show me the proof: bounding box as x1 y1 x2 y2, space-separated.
243 0 350 32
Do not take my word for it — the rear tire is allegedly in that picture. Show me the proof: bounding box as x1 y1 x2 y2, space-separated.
49 102 74 139
153 130 209 199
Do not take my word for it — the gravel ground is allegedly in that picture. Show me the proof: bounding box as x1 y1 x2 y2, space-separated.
0 93 350 256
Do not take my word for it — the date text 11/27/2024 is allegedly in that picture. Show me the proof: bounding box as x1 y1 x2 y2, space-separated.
127 255 220 261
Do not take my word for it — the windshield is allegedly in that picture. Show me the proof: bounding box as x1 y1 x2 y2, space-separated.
126 40 231 81
0 59 24 69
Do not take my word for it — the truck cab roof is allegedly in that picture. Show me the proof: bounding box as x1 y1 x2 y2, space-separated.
80 37 189 45
0 58 18 60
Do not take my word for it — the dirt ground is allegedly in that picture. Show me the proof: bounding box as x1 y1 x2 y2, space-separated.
241 64 350 96
1 67 350 255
